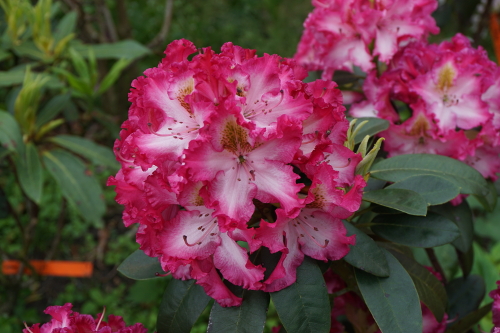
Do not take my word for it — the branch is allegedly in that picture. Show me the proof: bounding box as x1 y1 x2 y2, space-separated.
147 0 174 50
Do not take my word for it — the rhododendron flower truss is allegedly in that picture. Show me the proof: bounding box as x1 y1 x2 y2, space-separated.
350 33 500 180
110 38 367 308
295 0 439 76
23 303 148 333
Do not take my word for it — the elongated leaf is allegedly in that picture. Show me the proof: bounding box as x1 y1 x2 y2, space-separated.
156 279 211 333
208 285 269 333
342 221 390 277
445 302 492 333
0 70 25 87
456 246 474 278
15 143 43 204
390 251 447 321
474 180 497 212
43 149 105 225
446 275 485 323
117 249 166 280
271 257 330 333
363 189 428 216
356 250 422 333
97 58 131 95
386 174 460 206
74 40 150 60
54 11 77 42
49 135 119 169
0 110 24 155
370 154 489 198
371 213 460 248
36 93 71 128
353 117 389 143
430 202 473 253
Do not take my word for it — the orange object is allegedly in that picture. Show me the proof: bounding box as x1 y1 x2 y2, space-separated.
489 13 500 64
1 260 93 277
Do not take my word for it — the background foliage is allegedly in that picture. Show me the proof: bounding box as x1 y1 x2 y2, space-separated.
0 0 499 332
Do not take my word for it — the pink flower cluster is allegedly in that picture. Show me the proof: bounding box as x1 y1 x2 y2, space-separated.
22 303 147 333
490 281 500 332
350 34 500 180
295 0 439 78
108 39 366 306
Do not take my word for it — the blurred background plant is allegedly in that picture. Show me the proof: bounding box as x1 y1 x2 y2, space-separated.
1 0 500 332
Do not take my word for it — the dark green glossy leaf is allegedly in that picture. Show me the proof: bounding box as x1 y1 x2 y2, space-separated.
474 180 498 212
117 249 166 280
36 93 71 128
363 189 427 216
157 279 211 333
370 154 489 198
43 149 105 226
0 110 24 155
431 201 473 253
356 249 422 333
446 275 485 323
390 251 447 321
15 143 43 204
49 135 119 169
456 246 474 278
342 221 389 277
353 117 389 143
208 285 269 333
445 302 492 333
386 174 460 206
371 213 460 248
74 40 150 60
271 257 330 333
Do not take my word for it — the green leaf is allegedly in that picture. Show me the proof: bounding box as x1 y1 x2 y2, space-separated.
371 213 460 248
49 135 119 169
363 189 428 216
390 251 447 322
430 201 473 253
446 275 485 323
42 149 105 226
12 41 49 61
353 117 389 143
208 285 269 333
0 69 25 87
474 180 498 212
456 246 474 278
445 302 492 333
53 11 77 42
370 154 490 198
15 143 43 204
97 58 131 95
356 249 422 333
342 221 390 277
271 257 330 333
156 279 211 333
36 93 71 128
117 249 166 280
73 40 151 60
386 174 460 206
0 110 24 155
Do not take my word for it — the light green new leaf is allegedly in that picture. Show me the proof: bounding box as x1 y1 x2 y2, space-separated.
343 221 390 277
371 213 460 248
156 279 211 333
370 154 489 199
97 58 131 95
117 249 166 280
363 188 428 216
49 135 119 169
15 143 43 204
43 149 105 226
390 250 447 321
386 174 460 206
356 250 422 333
271 257 330 333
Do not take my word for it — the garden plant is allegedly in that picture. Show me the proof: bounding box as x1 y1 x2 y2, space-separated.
3 0 500 333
